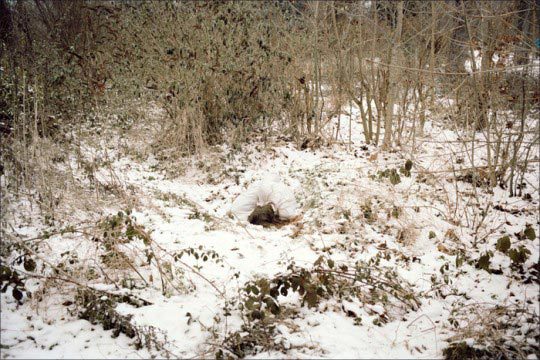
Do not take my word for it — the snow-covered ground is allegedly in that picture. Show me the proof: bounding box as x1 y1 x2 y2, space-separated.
1 111 539 359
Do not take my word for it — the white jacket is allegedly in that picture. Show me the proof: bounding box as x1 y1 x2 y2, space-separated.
230 173 299 221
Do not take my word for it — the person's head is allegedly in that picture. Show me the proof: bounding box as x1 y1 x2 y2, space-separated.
248 203 278 227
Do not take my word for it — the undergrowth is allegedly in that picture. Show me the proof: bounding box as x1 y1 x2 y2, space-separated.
444 303 539 359
218 254 420 358
74 288 174 357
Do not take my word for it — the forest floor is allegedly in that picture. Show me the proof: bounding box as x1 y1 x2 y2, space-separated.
1 106 539 359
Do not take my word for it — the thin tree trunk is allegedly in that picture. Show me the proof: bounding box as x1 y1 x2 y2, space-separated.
382 1 403 150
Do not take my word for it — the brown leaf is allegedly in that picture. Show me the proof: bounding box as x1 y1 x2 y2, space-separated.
304 288 318 308
437 243 452 255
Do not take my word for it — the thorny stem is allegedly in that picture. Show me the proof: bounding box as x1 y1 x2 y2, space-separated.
149 238 226 298
311 268 420 309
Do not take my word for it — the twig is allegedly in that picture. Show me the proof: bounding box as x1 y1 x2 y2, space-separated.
149 238 226 298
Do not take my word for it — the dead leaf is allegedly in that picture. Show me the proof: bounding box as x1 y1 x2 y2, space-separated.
437 243 452 254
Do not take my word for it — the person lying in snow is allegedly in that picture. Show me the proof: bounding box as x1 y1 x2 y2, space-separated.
229 173 299 226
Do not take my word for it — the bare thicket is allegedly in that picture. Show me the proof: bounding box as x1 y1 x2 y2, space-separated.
1 0 538 217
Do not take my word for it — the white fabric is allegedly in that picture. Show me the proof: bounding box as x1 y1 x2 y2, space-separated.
230 173 299 221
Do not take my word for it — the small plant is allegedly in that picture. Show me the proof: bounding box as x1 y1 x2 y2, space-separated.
0 264 30 303
361 201 375 223
476 239 532 275
515 225 536 241
99 210 151 247
443 342 492 360
378 168 401 185
523 225 536 240
495 235 511 253
219 320 283 359
399 159 413 177
231 255 418 353
188 207 214 223
96 211 192 295
100 250 131 270
74 288 174 356
444 303 539 360
507 246 530 266
219 254 420 358
173 246 224 271
55 251 80 275
455 171 488 187
154 190 216 226
475 252 493 273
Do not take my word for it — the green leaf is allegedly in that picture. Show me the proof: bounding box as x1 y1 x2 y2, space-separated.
269 287 279 298
405 159 413 171
476 253 491 272
23 258 36 272
389 169 401 185
245 297 255 311
399 167 409 177
524 226 536 240
216 349 224 360
496 236 511 253
508 246 531 265
257 279 270 294
304 288 318 308
508 249 519 264
266 298 280 315
250 310 263 320
12 288 23 301
327 259 335 269
455 254 464 268
429 231 436 239
0 266 12 282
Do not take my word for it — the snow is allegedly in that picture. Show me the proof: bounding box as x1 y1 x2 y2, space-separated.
1 297 151 359
1 109 539 359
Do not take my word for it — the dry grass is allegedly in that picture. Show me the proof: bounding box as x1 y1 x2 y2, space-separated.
445 303 539 359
